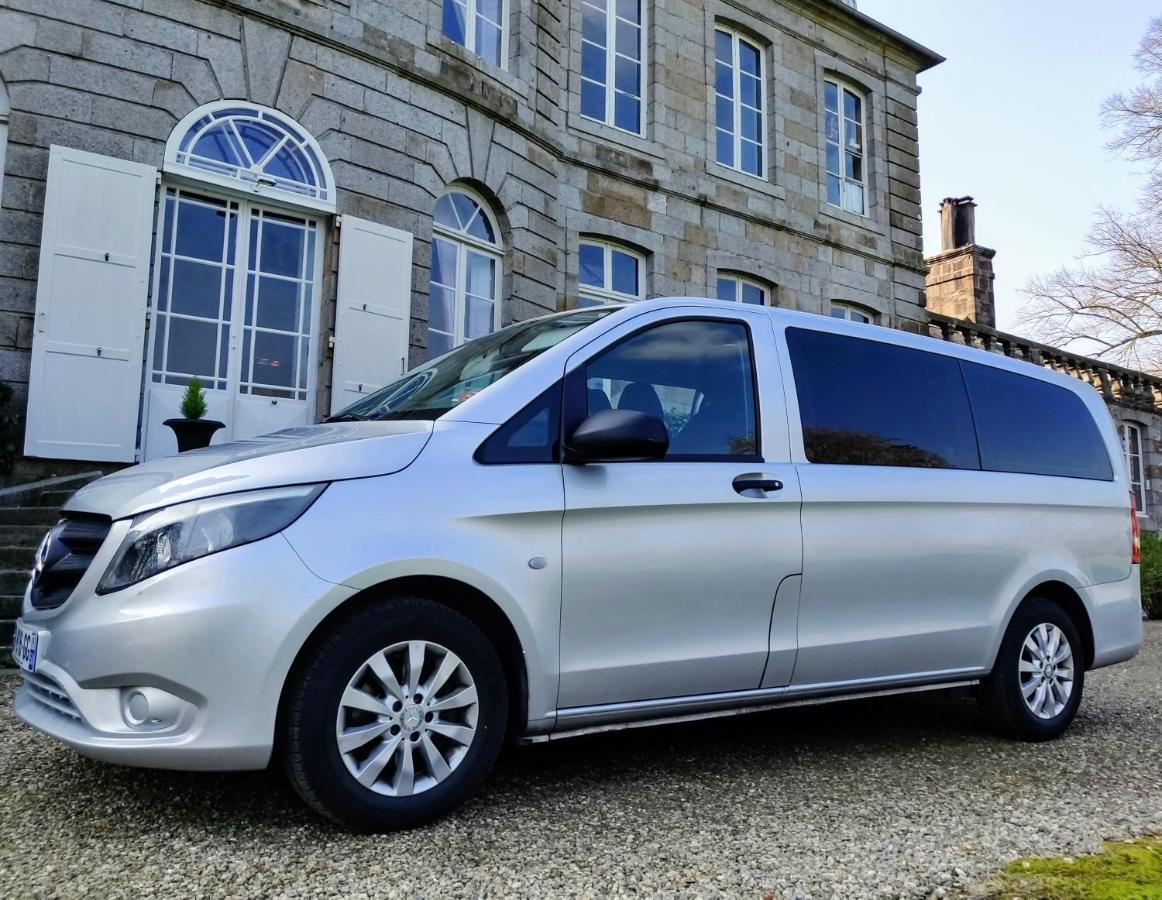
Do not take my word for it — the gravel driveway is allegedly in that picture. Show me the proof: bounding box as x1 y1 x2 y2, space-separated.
2 624 1160 899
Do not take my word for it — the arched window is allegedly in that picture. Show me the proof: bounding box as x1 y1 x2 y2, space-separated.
824 77 867 216
830 302 874 324
0 75 9 208
715 272 768 305
577 238 644 306
1120 422 1147 514
427 188 502 358
164 101 335 212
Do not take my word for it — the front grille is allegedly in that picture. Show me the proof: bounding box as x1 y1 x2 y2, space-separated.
29 513 112 610
21 670 82 721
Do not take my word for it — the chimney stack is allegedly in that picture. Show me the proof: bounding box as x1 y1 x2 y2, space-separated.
925 196 996 328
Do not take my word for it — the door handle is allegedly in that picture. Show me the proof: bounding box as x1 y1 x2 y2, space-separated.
732 474 783 495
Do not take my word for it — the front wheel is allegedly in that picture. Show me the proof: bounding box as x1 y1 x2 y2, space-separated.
978 597 1084 741
282 596 508 831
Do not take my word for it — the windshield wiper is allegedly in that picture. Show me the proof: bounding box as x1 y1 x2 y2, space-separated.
325 413 370 422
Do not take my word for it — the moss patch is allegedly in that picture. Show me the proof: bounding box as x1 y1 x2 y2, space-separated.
991 837 1162 899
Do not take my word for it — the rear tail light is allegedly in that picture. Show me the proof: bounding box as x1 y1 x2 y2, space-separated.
1131 492 1141 565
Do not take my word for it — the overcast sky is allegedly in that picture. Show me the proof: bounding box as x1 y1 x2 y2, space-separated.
858 0 1157 331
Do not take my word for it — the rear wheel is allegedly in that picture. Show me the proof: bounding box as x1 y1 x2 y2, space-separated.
978 597 1084 741
282 596 507 831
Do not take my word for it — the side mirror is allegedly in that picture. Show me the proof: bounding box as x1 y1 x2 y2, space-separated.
564 408 669 464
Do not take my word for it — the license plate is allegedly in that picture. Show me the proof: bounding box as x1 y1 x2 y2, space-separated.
12 621 38 674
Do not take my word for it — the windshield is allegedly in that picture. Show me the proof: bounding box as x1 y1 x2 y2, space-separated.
330 308 616 421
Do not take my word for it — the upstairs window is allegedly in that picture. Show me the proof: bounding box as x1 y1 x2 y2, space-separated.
716 273 767 305
714 28 764 177
580 0 645 134
577 239 643 306
0 75 8 208
443 0 505 67
427 189 502 359
824 78 866 215
830 303 872 324
1120 422 1147 513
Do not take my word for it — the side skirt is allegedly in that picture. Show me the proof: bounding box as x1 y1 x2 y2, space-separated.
520 673 982 744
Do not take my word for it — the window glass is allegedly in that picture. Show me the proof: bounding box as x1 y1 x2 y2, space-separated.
476 383 562 464
963 363 1113 480
830 304 871 324
716 274 767 305
715 29 764 177
786 327 979 469
443 0 503 66
584 320 759 458
823 79 866 215
580 0 643 133
1120 423 1146 511
578 240 643 306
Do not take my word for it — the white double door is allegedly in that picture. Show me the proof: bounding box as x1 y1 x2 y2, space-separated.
142 187 323 459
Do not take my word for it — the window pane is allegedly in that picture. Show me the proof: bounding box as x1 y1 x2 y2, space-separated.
825 112 840 143
610 249 638 296
716 276 737 302
466 250 495 299
741 282 764 305
845 181 865 215
477 384 562 464
255 276 300 332
236 120 280 166
825 143 840 176
580 79 606 120
740 140 761 176
716 128 734 167
478 0 501 23
615 20 640 59
579 243 604 287
174 200 228 261
250 330 296 388
962 363 1113 480
715 61 733 97
171 258 223 319
741 107 760 142
615 55 640 96
826 173 841 206
259 221 305 278
427 329 454 361
714 30 732 63
581 41 606 83
466 297 494 339
738 41 760 76
166 317 219 378
786 327 980 470
476 18 502 66
585 320 759 458
443 0 467 46
431 238 458 288
845 152 862 181
429 284 456 333
614 92 640 132
843 89 861 121
740 73 760 109
582 3 606 44
715 95 734 132
616 0 640 25
824 80 838 112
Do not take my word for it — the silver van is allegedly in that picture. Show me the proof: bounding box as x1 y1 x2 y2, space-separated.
12 299 1143 831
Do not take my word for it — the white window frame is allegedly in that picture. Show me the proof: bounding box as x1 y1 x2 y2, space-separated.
443 0 509 69
578 239 645 305
716 272 768 306
1120 421 1147 515
830 302 873 324
429 187 503 353
0 76 8 209
824 77 867 216
714 27 766 179
579 0 647 136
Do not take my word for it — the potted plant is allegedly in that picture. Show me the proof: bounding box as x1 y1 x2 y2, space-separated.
164 378 225 452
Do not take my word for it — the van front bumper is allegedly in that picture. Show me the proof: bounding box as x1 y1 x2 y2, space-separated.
13 533 354 771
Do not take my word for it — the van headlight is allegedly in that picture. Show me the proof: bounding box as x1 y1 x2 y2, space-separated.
97 484 326 593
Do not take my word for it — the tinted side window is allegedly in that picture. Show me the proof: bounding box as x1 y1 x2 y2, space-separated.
786 327 979 469
475 383 561 464
584 320 759 459
961 363 1113 480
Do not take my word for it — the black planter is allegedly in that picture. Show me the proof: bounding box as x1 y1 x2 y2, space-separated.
164 418 225 453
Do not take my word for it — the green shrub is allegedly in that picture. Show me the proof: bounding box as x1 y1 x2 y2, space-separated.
179 378 207 420
1138 531 1162 619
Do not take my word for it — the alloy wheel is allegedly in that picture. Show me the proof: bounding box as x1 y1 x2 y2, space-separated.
1019 623 1075 720
335 640 479 797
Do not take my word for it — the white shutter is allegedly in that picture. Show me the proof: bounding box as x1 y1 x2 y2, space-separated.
331 216 414 414
24 146 156 462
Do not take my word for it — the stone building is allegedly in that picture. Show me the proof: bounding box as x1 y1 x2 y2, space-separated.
0 0 940 465
924 196 1162 531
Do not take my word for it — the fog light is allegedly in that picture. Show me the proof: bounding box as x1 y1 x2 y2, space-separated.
120 687 186 730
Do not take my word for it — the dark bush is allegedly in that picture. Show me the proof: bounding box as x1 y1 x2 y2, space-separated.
0 382 17 478
1139 531 1162 619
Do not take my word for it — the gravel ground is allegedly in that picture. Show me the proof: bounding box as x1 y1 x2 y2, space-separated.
1 624 1160 899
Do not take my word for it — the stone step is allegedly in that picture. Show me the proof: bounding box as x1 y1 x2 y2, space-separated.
0 546 35 569
0 570 30 595
37 490 75 508
0 507 59 527
0 595 23 618
0 526 48 547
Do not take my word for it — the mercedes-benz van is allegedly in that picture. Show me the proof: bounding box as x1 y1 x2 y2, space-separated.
12 299 1143 831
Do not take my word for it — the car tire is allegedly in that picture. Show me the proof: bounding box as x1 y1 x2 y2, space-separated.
978 597 1085 741
282 595 508 831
